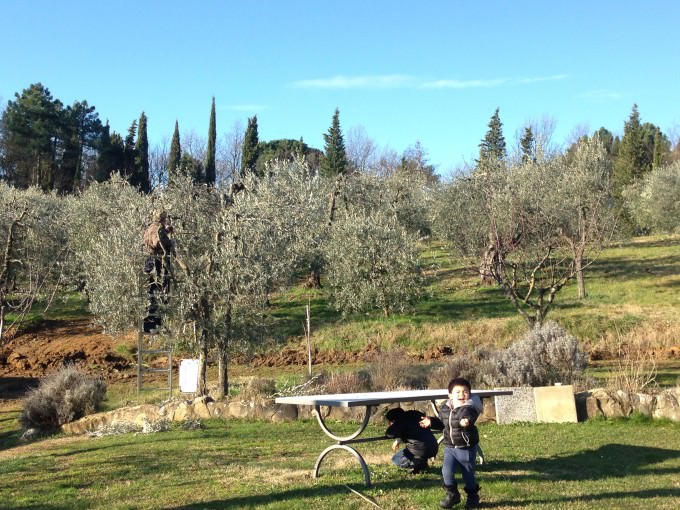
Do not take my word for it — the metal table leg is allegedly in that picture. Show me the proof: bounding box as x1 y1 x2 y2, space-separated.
312 405 375 486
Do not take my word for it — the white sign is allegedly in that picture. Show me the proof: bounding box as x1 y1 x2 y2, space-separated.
179 359 199 393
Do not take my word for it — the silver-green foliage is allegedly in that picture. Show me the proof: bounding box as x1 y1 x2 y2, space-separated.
623 161 680 234
324 205 424 316
480 321 588 387
161 160 327 352
0 182 67 336
65 175 149 333
431 321 588 389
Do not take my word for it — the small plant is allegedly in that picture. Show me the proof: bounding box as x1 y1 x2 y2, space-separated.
609 334 657 394
364 349 430 390
21 365 107 432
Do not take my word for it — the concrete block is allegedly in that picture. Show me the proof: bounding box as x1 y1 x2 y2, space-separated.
534 385 577 423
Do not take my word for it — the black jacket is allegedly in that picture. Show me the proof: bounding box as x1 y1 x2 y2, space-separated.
429 400 479 449
385 410 438 459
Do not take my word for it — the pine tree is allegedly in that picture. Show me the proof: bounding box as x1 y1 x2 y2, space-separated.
205 97 217 185
168 120 181 184
132 112 150 192
241 115 259 178
320 108 348 178
478 107 506 163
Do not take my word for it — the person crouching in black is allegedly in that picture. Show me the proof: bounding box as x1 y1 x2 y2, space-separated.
385 407 439 474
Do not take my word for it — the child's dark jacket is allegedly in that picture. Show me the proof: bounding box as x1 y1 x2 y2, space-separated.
429 399 480 449
385 410 438 459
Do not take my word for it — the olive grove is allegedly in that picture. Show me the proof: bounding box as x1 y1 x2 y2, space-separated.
0 183 68 340
431 137 617 327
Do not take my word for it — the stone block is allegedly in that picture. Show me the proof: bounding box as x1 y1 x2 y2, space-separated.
534 385 577 423
495 387 536 424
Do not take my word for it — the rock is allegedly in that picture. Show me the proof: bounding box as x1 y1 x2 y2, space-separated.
228 401 250 418
653 390 680 421
270 403 298 422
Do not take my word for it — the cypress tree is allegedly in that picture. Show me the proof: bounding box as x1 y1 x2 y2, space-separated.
320 108 348 178
205 96 217 185
241 115 259 178
95 122 113 182
136 112 150 192
169 120 181 184
478 107 506 163
123 120 137 183
520 126 535 164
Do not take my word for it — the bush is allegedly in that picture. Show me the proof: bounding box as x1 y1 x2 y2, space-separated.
21 366 107 432
431 321 588 388
364 349 431 390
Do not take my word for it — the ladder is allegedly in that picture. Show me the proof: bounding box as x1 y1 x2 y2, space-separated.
136 321 174 399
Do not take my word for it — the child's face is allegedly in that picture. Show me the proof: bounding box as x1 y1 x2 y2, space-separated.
449 385 470 405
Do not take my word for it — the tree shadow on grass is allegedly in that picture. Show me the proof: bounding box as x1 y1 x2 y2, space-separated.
481 488 680 509
483 443 680 483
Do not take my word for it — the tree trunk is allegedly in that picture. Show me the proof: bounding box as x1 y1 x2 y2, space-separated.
197 328 209 396
304 268 321 289
217 346 228 400
575 252 587 299
216 304 232 399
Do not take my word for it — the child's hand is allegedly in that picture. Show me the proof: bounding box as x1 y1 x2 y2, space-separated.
391 439 401 452
419 416 431 428
459 418 470 428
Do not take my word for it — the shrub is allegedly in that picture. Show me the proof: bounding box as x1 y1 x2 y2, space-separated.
364 349 431 390
21 366 107 432
319 370 372 394
431 321 588 388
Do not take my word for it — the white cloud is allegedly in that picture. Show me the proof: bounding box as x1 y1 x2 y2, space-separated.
420 78 509 89
290 74 567 91
290 74 418 89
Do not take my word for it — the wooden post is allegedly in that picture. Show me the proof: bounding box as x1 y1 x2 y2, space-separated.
305 300 312 377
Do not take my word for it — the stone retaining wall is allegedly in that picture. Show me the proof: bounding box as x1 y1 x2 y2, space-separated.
61 387 680 435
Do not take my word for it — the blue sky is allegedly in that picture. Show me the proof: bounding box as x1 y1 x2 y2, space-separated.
2 0 679 176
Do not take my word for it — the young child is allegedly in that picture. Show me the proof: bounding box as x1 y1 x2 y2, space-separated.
384 407 438 474
420 378 481 509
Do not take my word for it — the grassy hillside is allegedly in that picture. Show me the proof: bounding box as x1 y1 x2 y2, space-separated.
271 235 680 358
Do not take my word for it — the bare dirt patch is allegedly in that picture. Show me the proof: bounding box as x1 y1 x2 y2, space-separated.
0 319 134 401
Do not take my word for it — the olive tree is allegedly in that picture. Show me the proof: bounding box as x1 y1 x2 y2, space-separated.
623 160 680 234
161 159 327 397
432 144 616 328
323 207 424 316
551 137 617 298
64 175 149 334
322 172 426 316
0 183 67 339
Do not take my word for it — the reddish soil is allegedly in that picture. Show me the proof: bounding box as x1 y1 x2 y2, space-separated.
0 319 134 401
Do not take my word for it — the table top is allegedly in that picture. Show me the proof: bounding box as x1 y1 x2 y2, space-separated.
275 388 513 408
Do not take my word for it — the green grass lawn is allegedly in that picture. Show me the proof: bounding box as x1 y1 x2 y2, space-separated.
1 413 679 509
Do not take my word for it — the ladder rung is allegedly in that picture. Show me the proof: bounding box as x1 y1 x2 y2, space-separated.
141 367 172 373
138 387 171 392
140 349 172 354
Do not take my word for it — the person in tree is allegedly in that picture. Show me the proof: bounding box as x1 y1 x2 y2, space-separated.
143 209 175 332
384 407 438 474
420 377 482 509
